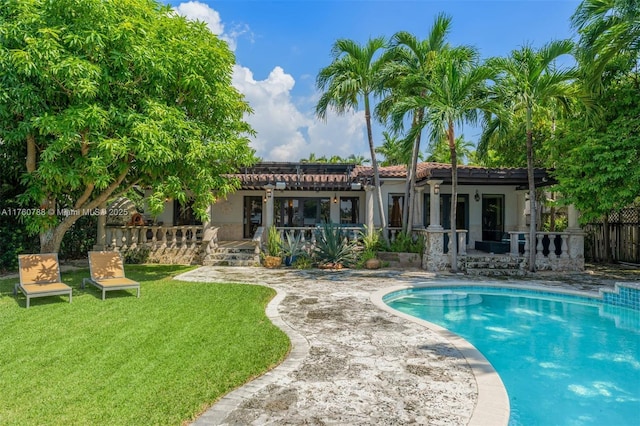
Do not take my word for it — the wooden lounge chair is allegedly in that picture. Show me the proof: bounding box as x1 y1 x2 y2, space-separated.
14 253 72 308
82 251 140 300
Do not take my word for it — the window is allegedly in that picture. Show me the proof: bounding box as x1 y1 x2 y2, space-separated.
173 199 202 226
340 197 359 224
388 194 404 228
275 197 330 226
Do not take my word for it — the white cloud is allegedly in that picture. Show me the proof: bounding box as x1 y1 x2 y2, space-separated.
174 1 240 50
175 2 369 162
233 65 367 162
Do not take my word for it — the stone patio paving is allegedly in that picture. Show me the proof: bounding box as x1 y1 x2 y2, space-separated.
176 265 638 426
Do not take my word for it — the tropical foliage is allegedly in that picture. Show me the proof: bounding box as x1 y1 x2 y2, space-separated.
0 0 256 253
313 222 358 267
316 37 389 241
481 41 585 270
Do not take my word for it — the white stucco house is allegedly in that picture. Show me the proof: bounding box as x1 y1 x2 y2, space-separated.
97 161 585 273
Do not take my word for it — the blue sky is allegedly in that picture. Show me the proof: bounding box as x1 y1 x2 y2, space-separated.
168 0 581 162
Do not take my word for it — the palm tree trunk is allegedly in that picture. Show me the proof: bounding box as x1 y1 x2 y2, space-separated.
448 122 458 272
403 110 423 235
526 107 537 272
365 97 389 243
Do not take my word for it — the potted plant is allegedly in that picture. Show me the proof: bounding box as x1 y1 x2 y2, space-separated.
281 231 306 266
359 225 382 269
263 226 283 268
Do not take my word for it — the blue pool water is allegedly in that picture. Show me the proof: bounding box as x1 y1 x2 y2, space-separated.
385 286 640 426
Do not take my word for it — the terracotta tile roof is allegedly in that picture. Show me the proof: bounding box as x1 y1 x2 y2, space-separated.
233 161 554 190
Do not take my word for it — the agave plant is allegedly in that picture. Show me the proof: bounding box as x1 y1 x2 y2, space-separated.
313 222 358 267
280 231 307 266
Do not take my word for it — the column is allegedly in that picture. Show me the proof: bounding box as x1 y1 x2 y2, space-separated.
427 180 443 230
516 190 528 231
567 204 580 231
365 184 375 233
264 184 275 228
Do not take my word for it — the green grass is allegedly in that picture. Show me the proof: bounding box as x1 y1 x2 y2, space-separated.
0 265 290 425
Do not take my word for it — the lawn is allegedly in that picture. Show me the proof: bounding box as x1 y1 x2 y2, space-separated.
0 265 290 425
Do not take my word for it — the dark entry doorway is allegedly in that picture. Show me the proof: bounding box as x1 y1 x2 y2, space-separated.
482 194 505 241
244 196 262 238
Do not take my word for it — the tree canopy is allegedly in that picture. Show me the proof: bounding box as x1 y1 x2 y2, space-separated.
0 0 255 252
550 73 640 221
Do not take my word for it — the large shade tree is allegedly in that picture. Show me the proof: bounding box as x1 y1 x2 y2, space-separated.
316 37 388 240
0 0 255 253
484 41 582 271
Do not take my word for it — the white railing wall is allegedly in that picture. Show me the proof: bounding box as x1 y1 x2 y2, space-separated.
508 231 584 271
106 225 204 250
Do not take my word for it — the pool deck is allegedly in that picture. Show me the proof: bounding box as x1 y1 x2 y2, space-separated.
177 266 634 426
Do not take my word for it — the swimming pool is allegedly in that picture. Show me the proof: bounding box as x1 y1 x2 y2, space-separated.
383 284 640 426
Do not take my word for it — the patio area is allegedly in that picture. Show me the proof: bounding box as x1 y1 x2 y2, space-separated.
178 265 634 425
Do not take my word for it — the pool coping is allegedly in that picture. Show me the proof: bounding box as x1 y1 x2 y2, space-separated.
371 283 511 426
372 279 640 426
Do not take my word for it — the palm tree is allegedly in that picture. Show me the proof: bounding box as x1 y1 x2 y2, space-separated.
392 46 498 271
316 37 388 241
378 14 452 233
486 40 581 272
345 154 370 165
426 134 476 164
572 0 640 85
376 131 411 166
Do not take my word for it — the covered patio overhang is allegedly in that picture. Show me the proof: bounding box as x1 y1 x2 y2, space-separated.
414 165 557 189
236 162 365 191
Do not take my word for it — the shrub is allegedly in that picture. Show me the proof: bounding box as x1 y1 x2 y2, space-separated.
359 225 382 252
313 222 357 267
291 254 313 269
265 226 282 257
383 231 425 254
123 246 151 264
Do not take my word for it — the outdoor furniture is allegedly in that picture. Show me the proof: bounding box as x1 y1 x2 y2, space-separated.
474 240 510 254
82 251 140 300
14 253 72 308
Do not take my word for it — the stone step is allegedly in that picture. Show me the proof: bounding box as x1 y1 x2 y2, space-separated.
466 268 527 277
212 248 258 255
207 252 259 261
204 259 261 267
466 262 522 269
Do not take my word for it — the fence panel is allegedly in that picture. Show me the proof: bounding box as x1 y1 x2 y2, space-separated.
585 208 640 264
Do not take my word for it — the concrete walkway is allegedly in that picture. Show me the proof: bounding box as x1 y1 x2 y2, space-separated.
176 266 625 426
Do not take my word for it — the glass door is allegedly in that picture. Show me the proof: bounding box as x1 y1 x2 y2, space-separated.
243 196 263 238
481 194 505 241
442 194 469 252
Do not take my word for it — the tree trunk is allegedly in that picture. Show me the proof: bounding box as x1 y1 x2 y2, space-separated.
403 109 423 235
448 122 458 272
365 97 389 244
526 107 537 272
26 134 37 173
40 215 79 253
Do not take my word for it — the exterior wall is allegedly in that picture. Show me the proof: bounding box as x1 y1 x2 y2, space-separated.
432 184 522 249
210 190 366 240
370 179 406 227
212 191 254 240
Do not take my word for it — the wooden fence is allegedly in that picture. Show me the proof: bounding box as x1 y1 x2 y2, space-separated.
583 208 640 264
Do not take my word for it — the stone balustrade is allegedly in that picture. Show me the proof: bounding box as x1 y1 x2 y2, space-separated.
508 230 584 271
106 225 205 250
